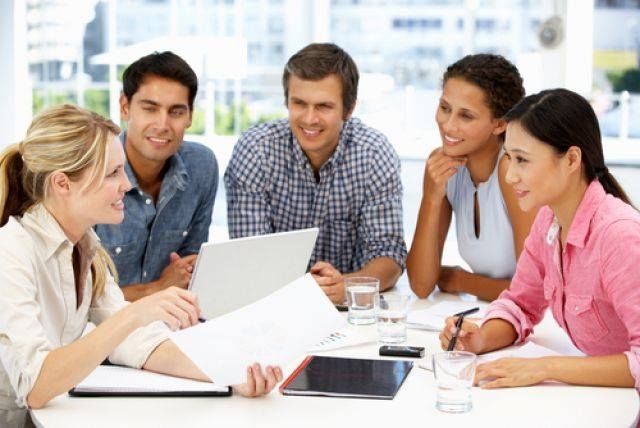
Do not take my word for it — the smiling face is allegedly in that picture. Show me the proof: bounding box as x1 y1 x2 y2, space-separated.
287 73 350 171
70 136 132 228
435 77 506 158
120 75 193 170
503 121 571 212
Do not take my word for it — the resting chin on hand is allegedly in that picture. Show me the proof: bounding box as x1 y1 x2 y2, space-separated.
310 261 345 304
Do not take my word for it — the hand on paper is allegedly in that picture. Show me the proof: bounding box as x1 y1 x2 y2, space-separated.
233 363 283 397
437 265 467 294
439 316 485 353
474 357 547 388
423 148 467 203
158 252 197 290
129 286 201 331
310 261 345 304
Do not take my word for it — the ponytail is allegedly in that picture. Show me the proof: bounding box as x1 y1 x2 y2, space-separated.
595 167 634 207
0 144 34 227
2 104 123 300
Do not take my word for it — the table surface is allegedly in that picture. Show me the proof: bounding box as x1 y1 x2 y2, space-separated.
31 287 639 428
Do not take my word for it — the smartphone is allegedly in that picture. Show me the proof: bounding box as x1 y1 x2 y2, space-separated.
335 303 349 312
379 345 425 358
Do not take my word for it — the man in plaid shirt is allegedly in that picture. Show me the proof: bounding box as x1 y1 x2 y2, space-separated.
224 43 406 304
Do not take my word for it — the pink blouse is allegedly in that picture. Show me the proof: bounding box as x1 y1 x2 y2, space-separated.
485 180 640 387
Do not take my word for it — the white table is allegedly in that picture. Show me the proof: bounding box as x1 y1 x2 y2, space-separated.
31 289 639 428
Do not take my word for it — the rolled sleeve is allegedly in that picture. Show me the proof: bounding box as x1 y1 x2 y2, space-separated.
484 298 535 344
482 211 550 342
0 240 51 408
600 220 640 388
89 275 170 368
224 131 273 238
358 145 407 270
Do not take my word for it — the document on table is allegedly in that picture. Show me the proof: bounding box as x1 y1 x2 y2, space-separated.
407 301 488 331
418 341 584 371
171 274 346 386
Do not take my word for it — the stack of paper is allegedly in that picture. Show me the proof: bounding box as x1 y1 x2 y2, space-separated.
407 301 488 331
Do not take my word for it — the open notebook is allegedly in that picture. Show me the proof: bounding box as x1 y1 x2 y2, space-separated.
69 365 231 397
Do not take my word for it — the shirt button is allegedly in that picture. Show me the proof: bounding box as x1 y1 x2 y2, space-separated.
138 190 143 196
115 247 122 255
182 230 188 237
143 271 147 278
145 198 151 205
575 306 580 311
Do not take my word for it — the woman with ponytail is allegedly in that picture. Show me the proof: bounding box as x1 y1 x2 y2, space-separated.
438 89 640 390
0 105 280 428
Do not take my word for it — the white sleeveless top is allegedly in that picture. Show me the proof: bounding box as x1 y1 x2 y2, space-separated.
445 160 516 279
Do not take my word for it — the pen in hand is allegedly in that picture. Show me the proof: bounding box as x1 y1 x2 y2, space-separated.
447 307 479 352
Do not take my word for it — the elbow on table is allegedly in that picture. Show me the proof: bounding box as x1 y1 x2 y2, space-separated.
408 277 436 299
27 391 51 410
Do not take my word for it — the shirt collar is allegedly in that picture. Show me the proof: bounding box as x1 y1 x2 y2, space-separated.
290 118 353 173
565 180 607 248
21 203 99 261
120 132 189 192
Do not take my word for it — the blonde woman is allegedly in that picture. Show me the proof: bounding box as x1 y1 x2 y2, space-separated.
0 105 281 428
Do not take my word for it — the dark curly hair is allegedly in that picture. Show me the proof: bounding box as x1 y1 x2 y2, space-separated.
443 54 524 120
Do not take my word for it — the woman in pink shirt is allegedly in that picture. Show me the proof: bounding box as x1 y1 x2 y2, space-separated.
439 88 640 389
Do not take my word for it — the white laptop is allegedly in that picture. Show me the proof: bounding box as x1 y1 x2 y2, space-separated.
189 228 319 319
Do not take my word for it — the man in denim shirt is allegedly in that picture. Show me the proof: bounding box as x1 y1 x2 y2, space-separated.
225 44 406 304
95 52 217 301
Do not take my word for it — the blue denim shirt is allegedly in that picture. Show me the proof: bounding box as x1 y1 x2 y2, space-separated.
95 138 218 287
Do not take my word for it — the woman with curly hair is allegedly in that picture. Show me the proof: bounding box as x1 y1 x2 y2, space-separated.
439 88 639 391
407 54 537 301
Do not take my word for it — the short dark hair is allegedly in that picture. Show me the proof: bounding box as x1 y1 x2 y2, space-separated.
443 54 524 120
122 51 198 110
505 88 632 205
282 43 359 117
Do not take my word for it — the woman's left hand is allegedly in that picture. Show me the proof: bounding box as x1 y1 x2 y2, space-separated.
475 358 548 389
233 363 283 397
438 266 467 294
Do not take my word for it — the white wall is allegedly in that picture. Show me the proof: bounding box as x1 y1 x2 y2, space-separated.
0 1 31 149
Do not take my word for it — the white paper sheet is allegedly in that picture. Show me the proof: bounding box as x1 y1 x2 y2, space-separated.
407 301 488 331
171 274 346 386
76 365 226 392
418 341 583 371
307 325 378 352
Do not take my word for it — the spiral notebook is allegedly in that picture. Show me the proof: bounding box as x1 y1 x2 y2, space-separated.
69 365 231 397
280 355 413 400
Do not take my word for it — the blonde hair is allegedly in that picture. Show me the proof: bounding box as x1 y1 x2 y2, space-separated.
0 104 122 299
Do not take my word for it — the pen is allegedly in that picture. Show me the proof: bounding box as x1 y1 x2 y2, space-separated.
447 307 479 351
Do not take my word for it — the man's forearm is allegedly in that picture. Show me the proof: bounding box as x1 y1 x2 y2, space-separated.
348 257 402 291
121 281 161 302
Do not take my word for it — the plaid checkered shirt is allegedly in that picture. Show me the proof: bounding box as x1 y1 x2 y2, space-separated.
224 117 407 274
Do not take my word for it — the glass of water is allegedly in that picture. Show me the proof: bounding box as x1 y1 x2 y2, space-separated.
345 277 379 325
433 351 477 413
375 294 410 343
